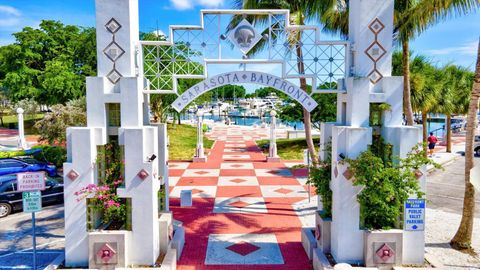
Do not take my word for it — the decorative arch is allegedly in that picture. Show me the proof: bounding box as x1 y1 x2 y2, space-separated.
172 71 318 112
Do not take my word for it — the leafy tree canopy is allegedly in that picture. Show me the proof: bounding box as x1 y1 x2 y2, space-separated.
0 20 96 105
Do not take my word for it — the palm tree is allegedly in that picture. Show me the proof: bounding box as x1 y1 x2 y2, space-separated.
321 0 480 126
450 40 479 250
436 65 472 152
409 54 442 155
228 1 332 164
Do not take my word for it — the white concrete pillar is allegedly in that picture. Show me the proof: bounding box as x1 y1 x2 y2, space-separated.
64 127 105 267
267 110 280 162
156 123 169 211
330 126 372 264
117 126 160 265
16 108 28 149
193 111 207 163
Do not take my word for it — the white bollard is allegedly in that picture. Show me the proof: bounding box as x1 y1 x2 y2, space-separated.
193 111 207 162
267 110 280 162
16 108 28 149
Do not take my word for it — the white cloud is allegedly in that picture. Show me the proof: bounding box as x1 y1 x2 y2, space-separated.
0 5 21 28
0 5 21 16
427 41 478 56
152 29 166 37
169 0 224 10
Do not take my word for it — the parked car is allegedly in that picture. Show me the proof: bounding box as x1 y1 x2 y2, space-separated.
475 135 480 157
0 174 63 218
0 157 57 177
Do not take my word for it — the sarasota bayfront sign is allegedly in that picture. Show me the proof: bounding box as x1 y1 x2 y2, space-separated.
172 71 318 112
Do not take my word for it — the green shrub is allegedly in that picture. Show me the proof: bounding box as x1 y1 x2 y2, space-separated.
307 141 332 218
32 145 67 168
346 144 439 230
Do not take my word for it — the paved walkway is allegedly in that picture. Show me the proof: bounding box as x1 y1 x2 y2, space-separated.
169 125 315 270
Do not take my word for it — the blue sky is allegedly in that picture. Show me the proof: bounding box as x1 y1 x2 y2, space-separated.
0 0 478 72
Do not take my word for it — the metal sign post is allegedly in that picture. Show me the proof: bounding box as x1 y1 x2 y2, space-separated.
18 172 45 270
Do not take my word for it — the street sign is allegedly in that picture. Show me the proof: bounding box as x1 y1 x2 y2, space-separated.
404 199 425 231
17 172 46 192
22 191 42 213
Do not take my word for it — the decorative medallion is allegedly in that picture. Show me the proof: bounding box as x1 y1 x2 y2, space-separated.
137 169 149 180
365 18 386 84
375 243 395 262
66 169 79 181
228 19 262 55
105 18 122 34
95 243 117 264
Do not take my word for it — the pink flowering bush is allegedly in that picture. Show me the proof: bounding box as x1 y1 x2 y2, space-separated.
75 181 126 226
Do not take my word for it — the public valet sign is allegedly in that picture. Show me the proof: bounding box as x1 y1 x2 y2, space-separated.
172 71 318 113
404 199 425 231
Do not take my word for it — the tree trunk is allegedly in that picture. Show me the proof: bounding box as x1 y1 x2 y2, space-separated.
402 40 415 126
450 40 480 250
296 43 318 164
446 114 452 153
177 112 181 125
422 110 428 157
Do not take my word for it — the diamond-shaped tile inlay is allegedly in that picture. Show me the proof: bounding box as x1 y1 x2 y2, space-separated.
67 169 79 181
105 18 121 34
415 170 424 179
137 169 149 180
228 201 251 208
195 171 209 175
103 41 125 62
376 243 395 262
368 69 383 84
343 168 353 180
230 178 247 184
231 164 243 168
228 19 262 54
226 241 260 256
192 188 203 194
274 188 293 195
368 18 385 34
365 42 387 62
315 224 321 240
96 243 117 263
107 69 122 84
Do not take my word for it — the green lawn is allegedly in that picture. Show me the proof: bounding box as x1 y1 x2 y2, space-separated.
1 113 44 125
256 137 320 160
167 124 214 160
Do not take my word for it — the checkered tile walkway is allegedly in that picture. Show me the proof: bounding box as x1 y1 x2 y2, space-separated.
169 125 314 270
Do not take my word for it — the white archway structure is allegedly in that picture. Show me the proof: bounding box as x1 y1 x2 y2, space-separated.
172 71 318 112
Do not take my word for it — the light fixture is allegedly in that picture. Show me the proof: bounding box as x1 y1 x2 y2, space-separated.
339 153 346 160
148 154 157 162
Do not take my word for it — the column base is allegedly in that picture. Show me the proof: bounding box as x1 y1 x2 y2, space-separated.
266 156 281 162
193 156 207 163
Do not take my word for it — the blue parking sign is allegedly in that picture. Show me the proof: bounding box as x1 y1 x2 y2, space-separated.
404 199 425 231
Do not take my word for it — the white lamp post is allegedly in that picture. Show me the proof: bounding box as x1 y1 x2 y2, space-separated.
193 111 207 162
267 110 280 162
16 108 28 149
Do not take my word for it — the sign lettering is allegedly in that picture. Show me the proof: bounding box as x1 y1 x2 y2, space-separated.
172 71 318 112
17 172 46 192
404 199 425 231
